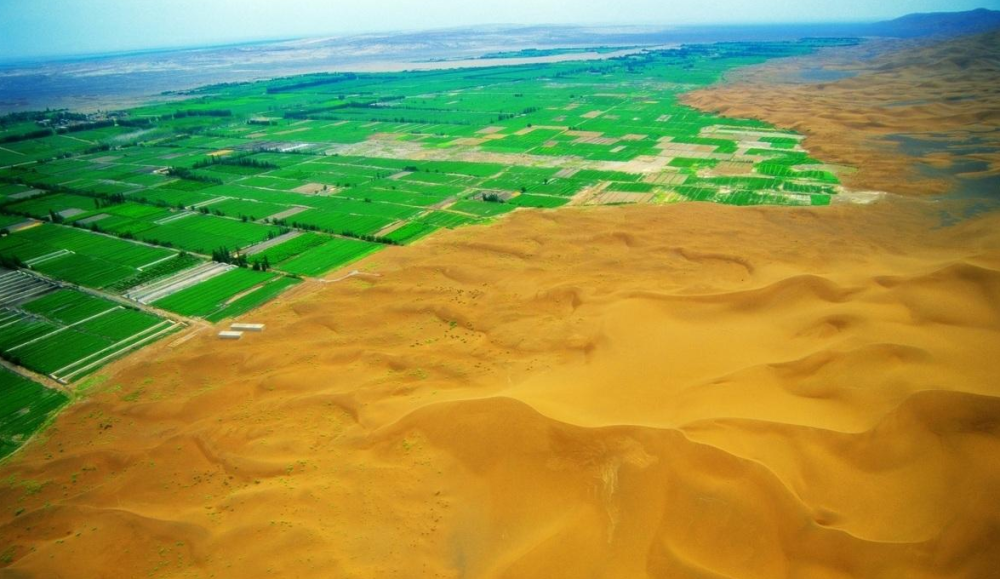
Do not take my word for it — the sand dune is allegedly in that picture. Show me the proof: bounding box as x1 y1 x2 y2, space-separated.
3 33 1000 579
1 198 998 578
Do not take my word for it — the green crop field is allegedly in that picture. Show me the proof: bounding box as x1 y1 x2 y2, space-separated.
0 368 69 459
205 276 302 322
152 268 277 318
21 289 115 324
276 237 383 276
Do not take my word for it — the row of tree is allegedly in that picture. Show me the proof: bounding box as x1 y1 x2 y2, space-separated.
211 246 273 271
192 154 278 170
166 167 222 185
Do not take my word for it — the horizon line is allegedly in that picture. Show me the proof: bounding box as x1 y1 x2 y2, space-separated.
0 18 905 65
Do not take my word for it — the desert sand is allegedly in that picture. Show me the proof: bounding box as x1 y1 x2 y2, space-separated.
2 33 999 579
684 31 1000 197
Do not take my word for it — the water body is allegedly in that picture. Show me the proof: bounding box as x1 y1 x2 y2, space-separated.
885 133 997 158
886 134 1000 225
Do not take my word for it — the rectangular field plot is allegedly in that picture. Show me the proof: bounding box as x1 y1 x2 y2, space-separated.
137 214 281 254
208 198 290 220
383 222 437 244
0 368 69 459
152 268 278 318
288 209 395 237
250 232 327 265
507 194 570 209
0 284 178 382
205 276 301 323
276 237 383 277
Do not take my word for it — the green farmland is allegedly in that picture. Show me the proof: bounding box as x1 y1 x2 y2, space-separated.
277 237 383 276
151 268 282 319
0 38 856 440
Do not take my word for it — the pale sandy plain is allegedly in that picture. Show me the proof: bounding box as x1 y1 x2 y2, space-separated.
1 32 999 579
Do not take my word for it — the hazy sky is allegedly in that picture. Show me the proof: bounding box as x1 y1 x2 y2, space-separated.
1 0 998 59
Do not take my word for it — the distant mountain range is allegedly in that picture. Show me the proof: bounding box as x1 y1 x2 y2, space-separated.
866 8 1000 38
